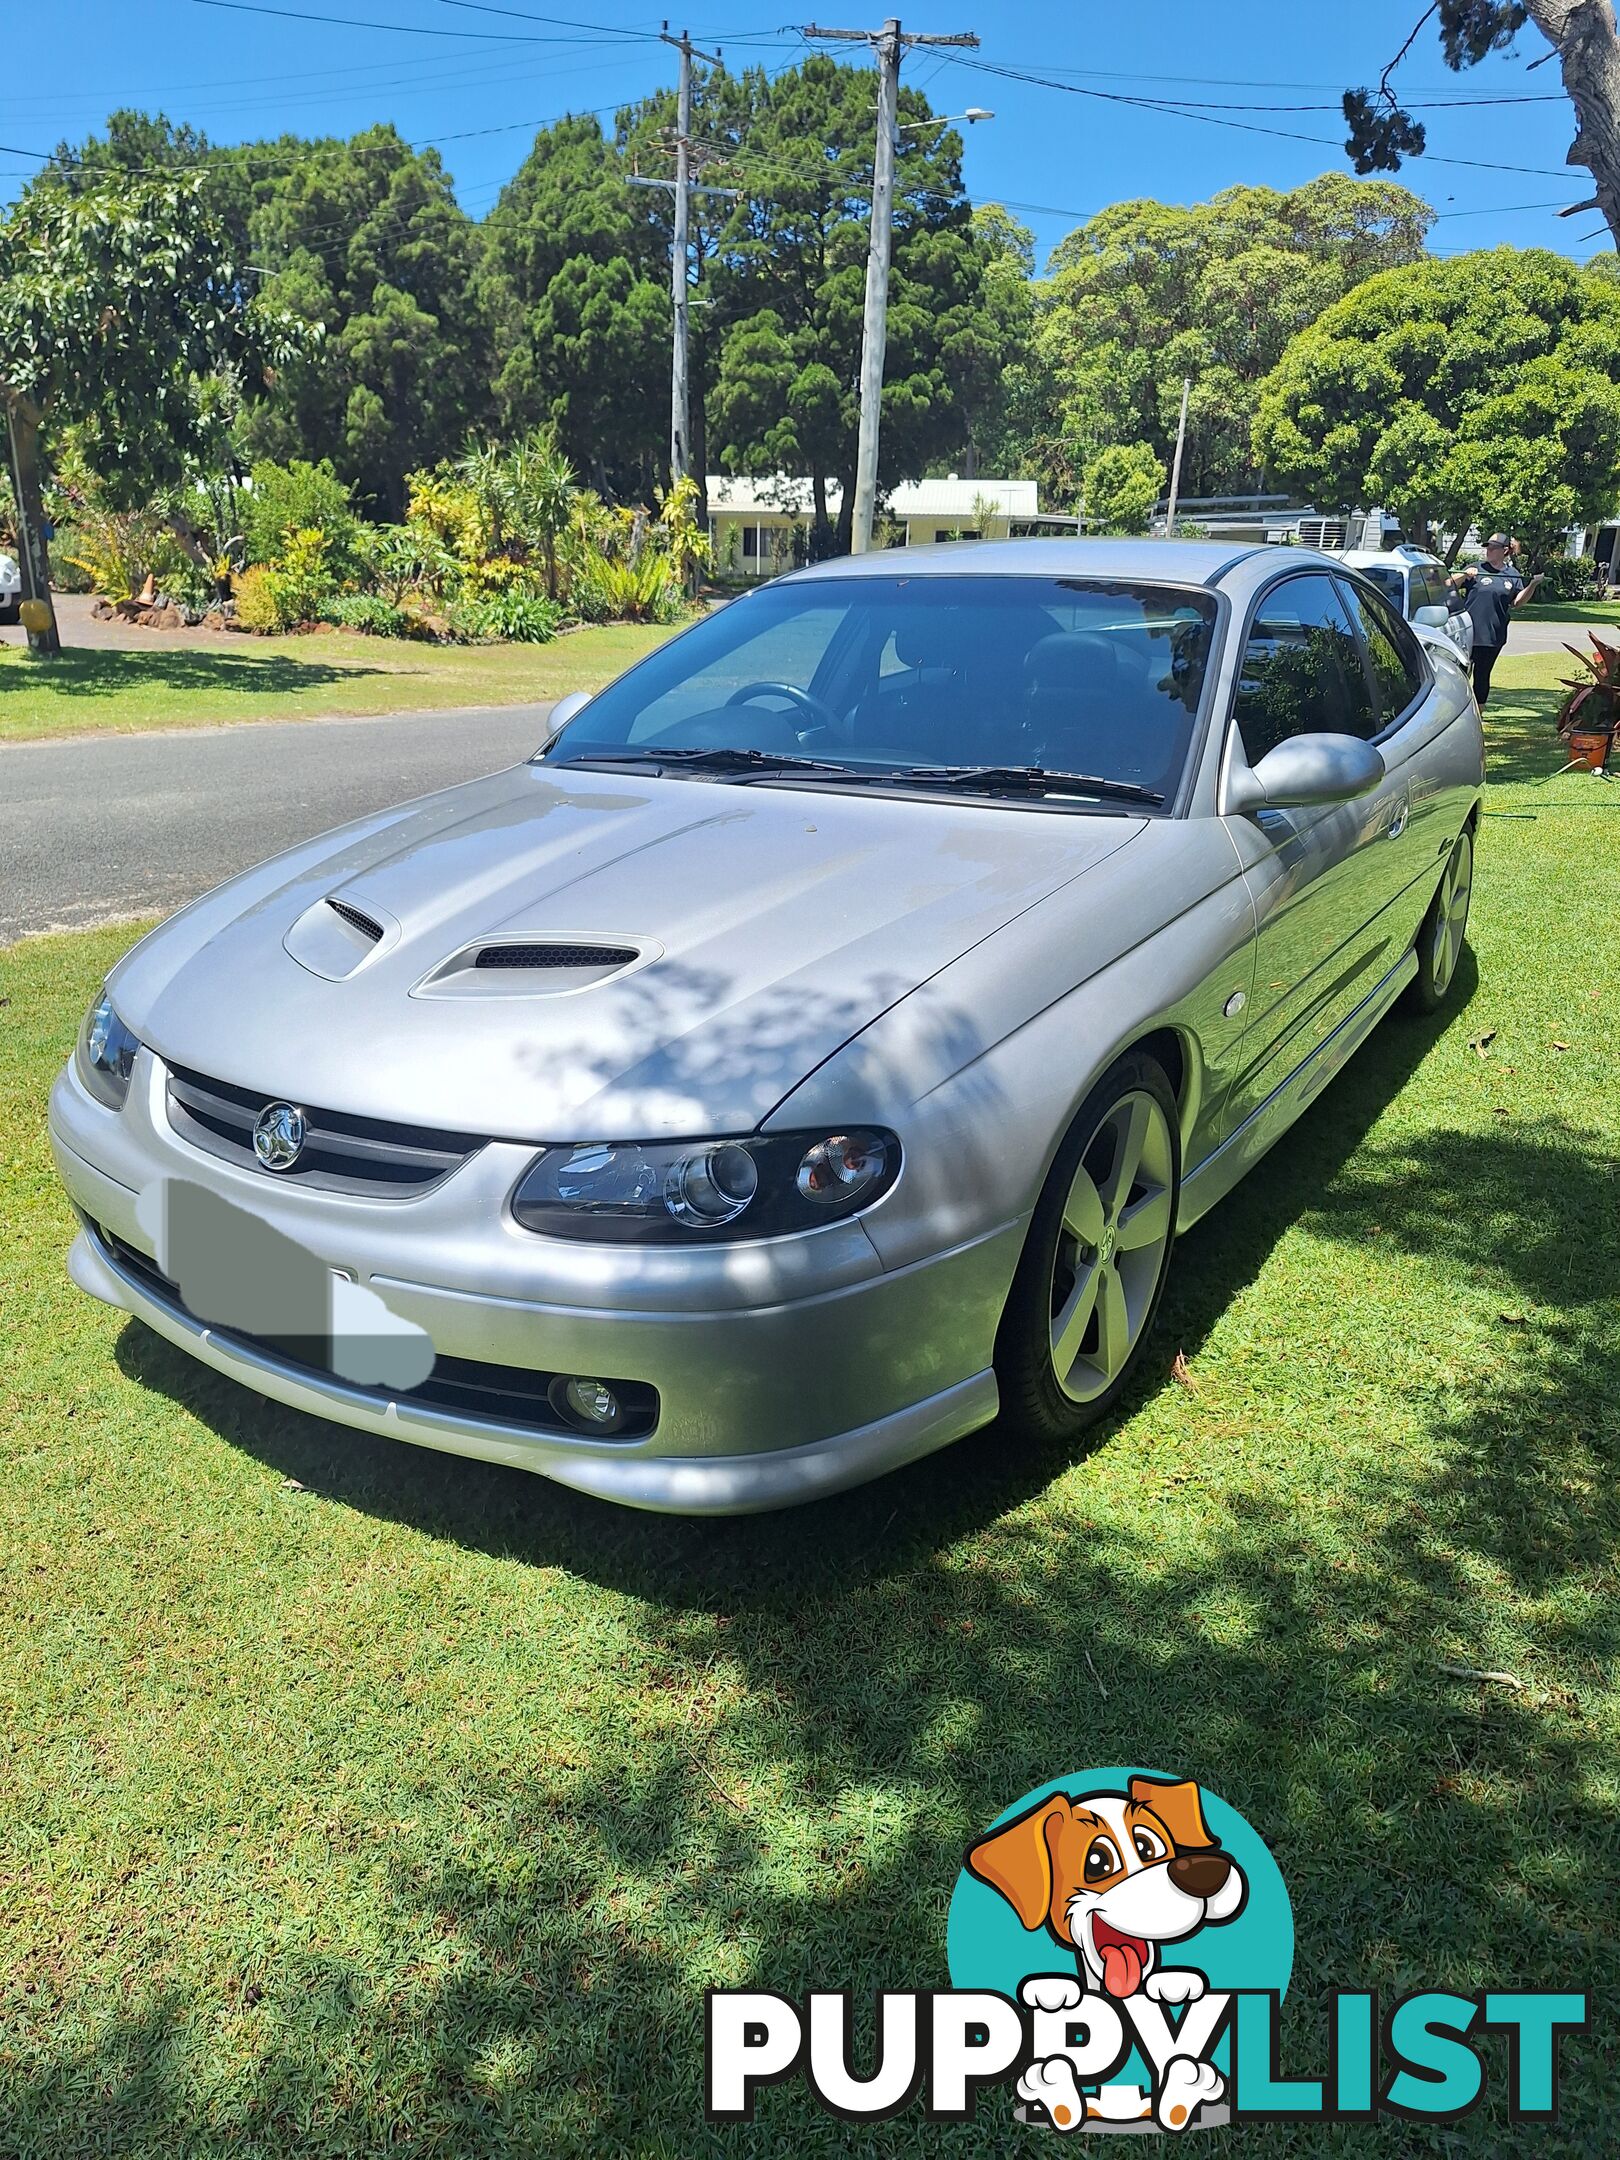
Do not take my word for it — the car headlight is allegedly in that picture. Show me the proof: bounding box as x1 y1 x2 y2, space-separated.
1444 614 1472 656
511 1128 899 1243
76 989 140 1110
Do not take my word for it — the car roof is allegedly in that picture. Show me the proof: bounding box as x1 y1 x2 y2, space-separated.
776 535 1373 599
1337 548 1440 570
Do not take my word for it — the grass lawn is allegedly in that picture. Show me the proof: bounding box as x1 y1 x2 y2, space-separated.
1517 598 1620 627
3 650 1617 2155
0 622 680 745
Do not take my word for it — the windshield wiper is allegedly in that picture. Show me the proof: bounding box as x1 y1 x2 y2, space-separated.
558 745 860 778
888 765 1165 805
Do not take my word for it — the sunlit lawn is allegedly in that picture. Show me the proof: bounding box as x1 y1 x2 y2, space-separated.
1 650 1616 2154
0 622 680 744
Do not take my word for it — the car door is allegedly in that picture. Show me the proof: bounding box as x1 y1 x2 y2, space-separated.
1220 571 1413 1124
1336 573 1449 960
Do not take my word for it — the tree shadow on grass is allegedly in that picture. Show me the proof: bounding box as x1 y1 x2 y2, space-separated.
0 647 397 701
1483 674 1568 786
26 940 1620 2152
47 1039 1620 2152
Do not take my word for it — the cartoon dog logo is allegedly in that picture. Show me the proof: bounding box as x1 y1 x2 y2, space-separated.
966 1774 1247 2132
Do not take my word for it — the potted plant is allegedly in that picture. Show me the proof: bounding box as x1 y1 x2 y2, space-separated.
1557 636 1620 771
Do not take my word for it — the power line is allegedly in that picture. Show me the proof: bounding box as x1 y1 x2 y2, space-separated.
185 0 624 43
941 53 1586 182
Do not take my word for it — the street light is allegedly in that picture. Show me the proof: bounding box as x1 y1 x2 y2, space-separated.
897 107 994 131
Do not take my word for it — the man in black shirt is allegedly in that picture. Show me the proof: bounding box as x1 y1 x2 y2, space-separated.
1448 534 1543 706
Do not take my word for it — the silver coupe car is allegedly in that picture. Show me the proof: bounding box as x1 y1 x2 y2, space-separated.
49 541 1482 1512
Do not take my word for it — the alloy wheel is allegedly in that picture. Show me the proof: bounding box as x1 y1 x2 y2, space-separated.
1431 829 1473 997
1049 1089 1176 1403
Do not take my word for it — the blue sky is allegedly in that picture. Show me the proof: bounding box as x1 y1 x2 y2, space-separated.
4 0 1601 265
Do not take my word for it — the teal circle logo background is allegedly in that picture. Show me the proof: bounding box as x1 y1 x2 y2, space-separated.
947 1767 1293 2012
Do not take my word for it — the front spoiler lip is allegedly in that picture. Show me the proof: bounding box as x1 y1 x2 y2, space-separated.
68 1224 998 1515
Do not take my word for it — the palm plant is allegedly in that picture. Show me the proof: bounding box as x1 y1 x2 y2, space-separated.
506 424 576 601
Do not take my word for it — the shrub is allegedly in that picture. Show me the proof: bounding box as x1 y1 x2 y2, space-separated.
244 458 360 572
1536 553 1599 604
60 505 189 604
447 589 564 644
405 468 487 563
267 526 337 625
573 549 683 624
233 565 283 632
456 554 542 600
320 593 414 638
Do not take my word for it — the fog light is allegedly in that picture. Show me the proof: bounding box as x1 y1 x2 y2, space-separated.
548 1374 625 1434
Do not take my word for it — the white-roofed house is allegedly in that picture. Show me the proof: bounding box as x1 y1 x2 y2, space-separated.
706 475 1041 579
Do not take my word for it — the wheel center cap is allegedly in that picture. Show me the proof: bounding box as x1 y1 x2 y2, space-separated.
1097 1224 1117 1265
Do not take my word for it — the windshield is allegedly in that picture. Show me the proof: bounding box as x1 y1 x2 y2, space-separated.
543 575 1219 805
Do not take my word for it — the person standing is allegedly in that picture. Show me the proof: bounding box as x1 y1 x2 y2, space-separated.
1448 534 1543 706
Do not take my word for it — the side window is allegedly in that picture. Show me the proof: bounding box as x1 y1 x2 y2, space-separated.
1340 579 1425 727
1232 574 1377 761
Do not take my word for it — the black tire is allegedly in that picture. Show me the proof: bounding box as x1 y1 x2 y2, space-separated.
0 601 19 627
994 1051 1181 1447
1403 824 1474 1016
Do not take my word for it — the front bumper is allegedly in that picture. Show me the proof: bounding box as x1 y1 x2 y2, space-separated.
49 1051 1016 1512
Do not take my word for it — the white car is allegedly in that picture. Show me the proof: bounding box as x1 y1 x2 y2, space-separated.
1336 547 1472 664
0 552 21 625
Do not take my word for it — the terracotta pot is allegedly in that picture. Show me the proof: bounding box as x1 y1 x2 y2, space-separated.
1567 728 1613 772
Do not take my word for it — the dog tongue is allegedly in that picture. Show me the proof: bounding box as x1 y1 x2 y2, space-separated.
1101 1940 1143 1999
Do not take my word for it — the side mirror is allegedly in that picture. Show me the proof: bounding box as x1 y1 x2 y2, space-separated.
1413 603 1449 629
536 688 592 755
1226 733 1386 815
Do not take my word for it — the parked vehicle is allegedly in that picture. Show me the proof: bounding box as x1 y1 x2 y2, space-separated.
1336 545 1473 663
51 541 1483 1512
0 551 22 625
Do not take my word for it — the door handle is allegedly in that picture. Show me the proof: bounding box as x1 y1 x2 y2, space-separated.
1384 803 1409 841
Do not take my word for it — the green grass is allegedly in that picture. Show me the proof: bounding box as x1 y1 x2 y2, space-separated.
3 650 1618 2155
0 622 680 744
1516 598 1620 626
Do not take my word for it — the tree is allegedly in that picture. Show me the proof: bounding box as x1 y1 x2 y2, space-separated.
704 56 1019 553
236 126 494 516
0 170 298 653
1084 443 1165 534
1343 1 1620 254
1030 176 1435 512
1252 248 1620 559
479 114 667 497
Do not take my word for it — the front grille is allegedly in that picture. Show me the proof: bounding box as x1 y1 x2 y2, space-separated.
166 1063 488 1197
473 942 639 970
326 898 384 943
87 1219 659 1441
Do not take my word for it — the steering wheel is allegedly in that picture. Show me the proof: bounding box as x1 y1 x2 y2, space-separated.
724 680 839 734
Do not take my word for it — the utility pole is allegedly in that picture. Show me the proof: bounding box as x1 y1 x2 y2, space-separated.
1164 375 1191 540
628 27 733 499
803 19 979 553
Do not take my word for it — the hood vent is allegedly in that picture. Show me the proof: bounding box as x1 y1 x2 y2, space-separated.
283 892 400 980
413 933 657 1001
327 897 384 945
474 941 638 971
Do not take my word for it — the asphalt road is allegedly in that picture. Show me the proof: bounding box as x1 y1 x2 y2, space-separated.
2 701 554 946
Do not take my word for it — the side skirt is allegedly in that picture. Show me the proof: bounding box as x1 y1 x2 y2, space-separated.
1176 946 1420 1232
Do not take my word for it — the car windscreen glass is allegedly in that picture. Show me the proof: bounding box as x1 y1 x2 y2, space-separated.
542 576 1219 803
1359 565 1407 611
